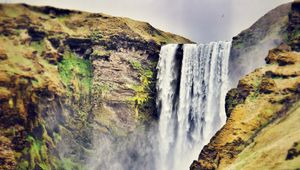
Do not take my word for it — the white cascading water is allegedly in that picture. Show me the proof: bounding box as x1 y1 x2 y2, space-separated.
156 41 231 170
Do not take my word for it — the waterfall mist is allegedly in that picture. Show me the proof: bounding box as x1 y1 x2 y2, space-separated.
228 34 284 87
87 123 158 170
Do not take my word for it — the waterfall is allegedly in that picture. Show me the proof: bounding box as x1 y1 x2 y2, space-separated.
156 41 231 170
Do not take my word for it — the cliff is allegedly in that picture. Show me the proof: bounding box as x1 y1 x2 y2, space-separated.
229 2 291 86
0 3 191 170
191 1 300 170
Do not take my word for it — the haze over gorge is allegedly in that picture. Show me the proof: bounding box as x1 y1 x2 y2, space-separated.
0 1 300 170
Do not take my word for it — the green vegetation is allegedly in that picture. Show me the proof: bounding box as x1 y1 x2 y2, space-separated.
248 78 262 101
16 122 58 170
94 82 112 96
283 32 290 43
292 29 300 38
25 135 50 170
53 132 62 143
128 84 150 106
17 123 85 170
128 59 155 118
8 98 14 108
235 41 245 49
91 49 111 60
284 29 300 45
17 160 29 170
248 92 260 102
58 158 86 170
89 30 103 42
0 4 191 170
58 51 93 95
130 60 142 70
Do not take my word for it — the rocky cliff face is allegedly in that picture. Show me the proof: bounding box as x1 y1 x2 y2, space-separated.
191 1 300 170
0 3 191 170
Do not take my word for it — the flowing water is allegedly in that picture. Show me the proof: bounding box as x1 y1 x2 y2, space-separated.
88 42 231 170
156 42 231 170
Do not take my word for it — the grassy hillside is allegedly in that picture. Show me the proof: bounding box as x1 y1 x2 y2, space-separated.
191 44 300 170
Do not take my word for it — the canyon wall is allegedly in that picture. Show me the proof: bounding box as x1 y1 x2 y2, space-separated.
0 4 191 170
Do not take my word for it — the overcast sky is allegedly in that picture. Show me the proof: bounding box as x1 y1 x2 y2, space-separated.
0 0 292 42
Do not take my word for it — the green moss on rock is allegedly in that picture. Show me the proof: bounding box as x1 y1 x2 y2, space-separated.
58 51 92 95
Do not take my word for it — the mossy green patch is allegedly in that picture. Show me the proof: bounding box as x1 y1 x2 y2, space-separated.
18 122 58 170
247 91 260 102
26 135 51 170
53 132 62 143
291 29 300 38
128 84 150 106
58 51 92 95
94 82 112 96
58 158 86 170
89 30 103 42
17 160 29 170
8 98 14 108
283 32 290 43
130 60 142 71
246 77 262 102
127 60 155 119
235 42 245 49
91 49 111 61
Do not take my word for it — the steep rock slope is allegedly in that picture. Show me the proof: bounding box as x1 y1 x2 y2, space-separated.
0 3 191 170
229 2 291 87
191 1 300 170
